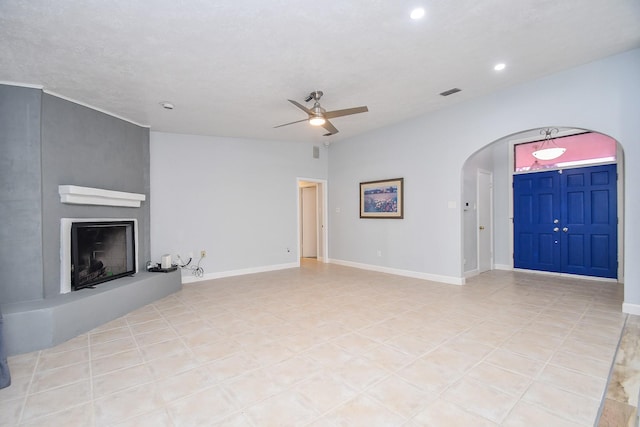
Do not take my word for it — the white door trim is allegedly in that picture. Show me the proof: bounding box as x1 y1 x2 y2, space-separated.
477 169 493 273
297 177 329 263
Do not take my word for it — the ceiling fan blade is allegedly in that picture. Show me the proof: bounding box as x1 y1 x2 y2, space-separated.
322 120 339 136
273 118 309 128
324 106 368 119
288 99 312 114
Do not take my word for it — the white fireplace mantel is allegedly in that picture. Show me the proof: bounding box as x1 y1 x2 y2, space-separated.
58 185 146 208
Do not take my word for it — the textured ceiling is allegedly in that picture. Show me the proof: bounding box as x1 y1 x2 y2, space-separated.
1 0 639 143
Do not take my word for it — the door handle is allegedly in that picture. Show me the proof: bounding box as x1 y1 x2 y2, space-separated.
479 226 485 230
563 227 569 232
553 227 559 232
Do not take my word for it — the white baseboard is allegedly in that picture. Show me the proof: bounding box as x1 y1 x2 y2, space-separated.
181 262 299 284
622 303 640 315
329 259 465 285
494 264 512 271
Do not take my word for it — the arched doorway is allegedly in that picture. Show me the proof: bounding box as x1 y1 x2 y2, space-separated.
462 127 624 282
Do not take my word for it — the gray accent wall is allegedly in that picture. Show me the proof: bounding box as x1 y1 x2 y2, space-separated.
0 85 44 303
40 94 150 299
0 85 151 304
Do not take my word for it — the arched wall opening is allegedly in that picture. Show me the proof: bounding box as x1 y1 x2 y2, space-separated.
462 127 625 285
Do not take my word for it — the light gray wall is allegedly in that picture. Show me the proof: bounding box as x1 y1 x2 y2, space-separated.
328 49 640 308
0 85 43 303
149 132 328 279
0 86 151 304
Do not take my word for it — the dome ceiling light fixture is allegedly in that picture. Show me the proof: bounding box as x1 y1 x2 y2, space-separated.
532 127 566 160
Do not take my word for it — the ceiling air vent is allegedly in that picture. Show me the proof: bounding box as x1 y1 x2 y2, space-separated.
440 88 461 97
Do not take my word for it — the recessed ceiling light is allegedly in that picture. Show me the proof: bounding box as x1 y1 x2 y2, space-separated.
410 7 425 20
160 101 175 110
494 63 506 71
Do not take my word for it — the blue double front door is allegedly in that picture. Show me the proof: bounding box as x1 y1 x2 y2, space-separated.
513 164 617 279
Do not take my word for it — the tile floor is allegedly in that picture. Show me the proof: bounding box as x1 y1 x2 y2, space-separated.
0 260 627 426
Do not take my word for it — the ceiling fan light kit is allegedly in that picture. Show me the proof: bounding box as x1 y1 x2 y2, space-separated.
275 90 368 136
309 116 326 126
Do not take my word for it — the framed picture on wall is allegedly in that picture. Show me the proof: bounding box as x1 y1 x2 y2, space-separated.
360 178 404 219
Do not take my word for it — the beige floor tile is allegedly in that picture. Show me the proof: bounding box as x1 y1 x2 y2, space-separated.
502 338 558 361
205 351 261 382
549 350 612 378
111 408 174 427
358 323 401 342
92 363 154 398
410 398 498 427
484 348 545 377
36 347 89 372
2 265 626 427
522 381 601 425
397 358 462 394
538 364 608 400
466 362 532 396
385 334 439 357
90 326 132 345
362 343 416 372
244 390 319 426
422 346 482 373
221 368 286 407
502 400 584 427
18 402 94 427
262 355 321 387
212 411 256 426
133 327 179 347
325 394 407 427
91 349 145 377
90 336 137 359
21 379 92 422
442 377 518 423
365 374 437 418
190 338 243 364
331 332 379 355
155 366 217 403
306 342 355 366
138 337 190 362
440 335 495 359
331 356 390 391
128 318 170 335
293 370 359 413
145 349 200 379
93 383 165 426
29 361 90 394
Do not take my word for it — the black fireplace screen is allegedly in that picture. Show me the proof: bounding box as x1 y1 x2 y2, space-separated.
71 221 136 290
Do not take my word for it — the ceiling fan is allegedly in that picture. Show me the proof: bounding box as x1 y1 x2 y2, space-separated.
274 91 368 136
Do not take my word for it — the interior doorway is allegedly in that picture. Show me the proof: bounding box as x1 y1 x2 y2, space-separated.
477 169 493 273
297 178 328 262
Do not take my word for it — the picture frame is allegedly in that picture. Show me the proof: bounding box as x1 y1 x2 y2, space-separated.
360 178 404 219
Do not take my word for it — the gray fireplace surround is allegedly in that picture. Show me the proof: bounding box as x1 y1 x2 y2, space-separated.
2 271 181 355
0 84 182 356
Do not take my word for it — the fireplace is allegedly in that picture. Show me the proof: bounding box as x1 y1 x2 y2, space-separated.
61 218 139 293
